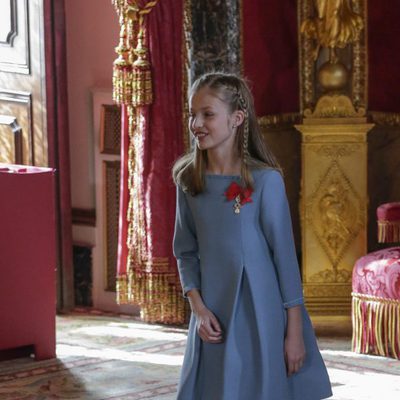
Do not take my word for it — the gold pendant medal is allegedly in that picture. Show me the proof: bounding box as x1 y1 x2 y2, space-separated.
234 195 241 214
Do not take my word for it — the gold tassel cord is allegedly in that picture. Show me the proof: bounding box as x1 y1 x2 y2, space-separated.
112 1 159 106
351 292 400 359
128 1 159 107
113 13 133 105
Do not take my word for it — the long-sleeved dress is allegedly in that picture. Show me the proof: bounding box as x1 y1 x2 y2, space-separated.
172 168 333 400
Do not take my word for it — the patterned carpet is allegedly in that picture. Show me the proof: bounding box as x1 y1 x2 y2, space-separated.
0 310 399 400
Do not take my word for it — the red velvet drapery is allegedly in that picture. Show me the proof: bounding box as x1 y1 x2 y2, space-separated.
368 1 400 112
242 0 299 116
116 0 187 324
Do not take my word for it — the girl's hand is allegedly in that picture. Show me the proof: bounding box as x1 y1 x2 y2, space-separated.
186 289 223 343
194 306 223 344
284 333 306 376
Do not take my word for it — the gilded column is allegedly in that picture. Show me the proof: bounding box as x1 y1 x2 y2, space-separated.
296 0 373 333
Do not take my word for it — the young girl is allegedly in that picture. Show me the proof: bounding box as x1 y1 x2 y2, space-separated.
172 72 332 400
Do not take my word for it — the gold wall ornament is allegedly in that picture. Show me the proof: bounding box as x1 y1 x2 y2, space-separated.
304 94 366 121
298 0 368 115
306 160 364 270
295 122 374 333
301 0 364 62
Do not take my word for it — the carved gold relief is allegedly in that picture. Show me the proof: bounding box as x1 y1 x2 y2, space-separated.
306 160 364 273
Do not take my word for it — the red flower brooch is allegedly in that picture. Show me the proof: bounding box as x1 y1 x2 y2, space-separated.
224 182 254 214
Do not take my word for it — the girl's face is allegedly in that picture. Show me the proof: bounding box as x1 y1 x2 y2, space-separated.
189 87 241 153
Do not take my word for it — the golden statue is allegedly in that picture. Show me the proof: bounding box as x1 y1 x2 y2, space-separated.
302 0 364 62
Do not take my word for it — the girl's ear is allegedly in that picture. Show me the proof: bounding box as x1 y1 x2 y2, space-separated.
232 110 245 127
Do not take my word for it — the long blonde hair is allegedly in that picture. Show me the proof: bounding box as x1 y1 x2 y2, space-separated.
172 72 281 195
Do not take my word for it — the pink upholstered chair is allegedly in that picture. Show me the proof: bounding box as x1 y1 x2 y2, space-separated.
352 202 400 359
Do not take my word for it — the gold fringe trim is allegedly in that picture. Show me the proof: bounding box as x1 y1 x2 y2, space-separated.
117 271 189 325
352 292 400 359
378 220 400 243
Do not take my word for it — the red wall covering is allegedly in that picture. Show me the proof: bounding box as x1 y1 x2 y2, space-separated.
368 2 400 112
242 0 299 116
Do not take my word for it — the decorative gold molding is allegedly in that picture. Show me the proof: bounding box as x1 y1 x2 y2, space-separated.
258 113 301 129
309 268 352 283
304 94 365 120
369 111 400 127
304 283 351 298
309 144 361 158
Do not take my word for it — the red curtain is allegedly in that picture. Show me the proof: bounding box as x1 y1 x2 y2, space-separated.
116 0 187 324
242 0 299 116
145 0 185 259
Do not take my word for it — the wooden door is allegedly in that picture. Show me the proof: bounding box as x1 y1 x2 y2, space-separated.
0 0 47 166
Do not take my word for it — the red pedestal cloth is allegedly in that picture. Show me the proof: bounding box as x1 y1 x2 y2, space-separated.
0 163 57 360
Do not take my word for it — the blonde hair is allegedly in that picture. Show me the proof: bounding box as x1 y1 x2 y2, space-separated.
172 72 281 195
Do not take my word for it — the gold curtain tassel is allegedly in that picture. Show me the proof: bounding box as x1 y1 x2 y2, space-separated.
132 32 153 106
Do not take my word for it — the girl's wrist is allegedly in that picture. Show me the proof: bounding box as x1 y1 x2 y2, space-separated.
286 328 303 339
187 290 206 314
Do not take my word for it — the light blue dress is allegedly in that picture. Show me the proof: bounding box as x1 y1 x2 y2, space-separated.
173 168 333 400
